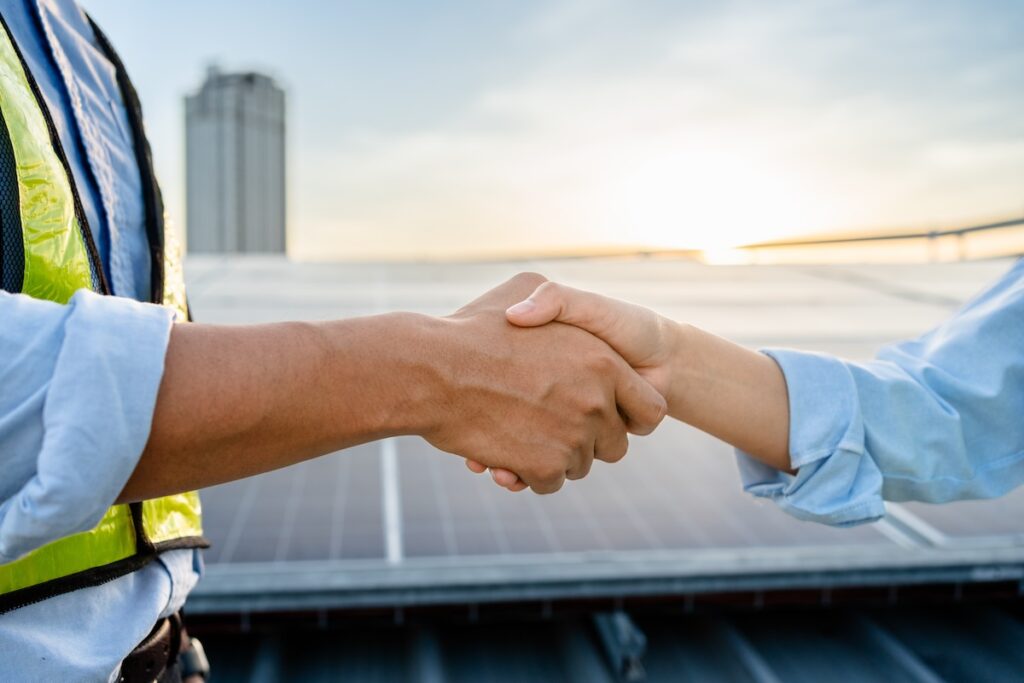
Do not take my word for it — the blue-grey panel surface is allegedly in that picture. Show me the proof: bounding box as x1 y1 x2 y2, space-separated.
903 489 1024 541
200 419 890 567
397 420 887 560
200 444 384 563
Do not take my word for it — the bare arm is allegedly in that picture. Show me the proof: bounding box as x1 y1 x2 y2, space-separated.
120 274 666 502
661 323 790 470
121 313 437 502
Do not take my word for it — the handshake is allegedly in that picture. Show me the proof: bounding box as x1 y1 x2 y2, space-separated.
419 272 791 494
124 269 790 503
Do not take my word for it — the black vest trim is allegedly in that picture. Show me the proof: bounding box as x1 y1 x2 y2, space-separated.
0 102 24 293
0 535 209 616
86 16 166 307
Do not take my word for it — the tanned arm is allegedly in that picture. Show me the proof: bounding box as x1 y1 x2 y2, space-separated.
121 313 437 502
119 274 667 502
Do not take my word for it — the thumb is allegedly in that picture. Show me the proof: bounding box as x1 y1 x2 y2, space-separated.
504 282 565 327
506 282 665 370
506 281 614 332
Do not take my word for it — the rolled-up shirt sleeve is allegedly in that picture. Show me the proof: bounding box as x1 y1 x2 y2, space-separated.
0 289 173 563
737 259 1024 526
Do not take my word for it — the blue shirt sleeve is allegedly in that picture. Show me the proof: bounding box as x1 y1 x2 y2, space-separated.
736 259 1024 526
0 290 173 563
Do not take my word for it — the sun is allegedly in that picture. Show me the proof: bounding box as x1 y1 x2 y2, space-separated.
600 140 827 254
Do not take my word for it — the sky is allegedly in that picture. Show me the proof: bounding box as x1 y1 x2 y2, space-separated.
86 0 1024 260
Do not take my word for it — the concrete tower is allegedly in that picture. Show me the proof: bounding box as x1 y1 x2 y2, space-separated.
186 67 286 253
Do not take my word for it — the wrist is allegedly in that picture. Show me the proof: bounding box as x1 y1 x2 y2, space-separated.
663 320 697 420
318 312 452 441
374 312 454 438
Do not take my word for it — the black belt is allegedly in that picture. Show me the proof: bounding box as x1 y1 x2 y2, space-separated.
119 612 182 683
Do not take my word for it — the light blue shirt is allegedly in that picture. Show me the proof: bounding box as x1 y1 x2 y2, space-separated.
0 2 200 681
738 258 1024 526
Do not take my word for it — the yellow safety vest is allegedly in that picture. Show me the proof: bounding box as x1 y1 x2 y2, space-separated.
0 15 205 613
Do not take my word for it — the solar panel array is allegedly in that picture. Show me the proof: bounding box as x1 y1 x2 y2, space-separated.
200 423 892 565
185 256 1024 605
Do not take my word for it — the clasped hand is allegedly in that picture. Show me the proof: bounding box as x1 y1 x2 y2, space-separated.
428 272 678 494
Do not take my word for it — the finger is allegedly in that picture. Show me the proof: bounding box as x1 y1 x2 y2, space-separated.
530 472 566 495
465 460 487 474
504 282 622 336
566 457 593 480
614 361 668 436
594 421 629 464
490 468 520 488
506 282 663 369
451 272 548 318
507 480 529 492
566 436 596 480
534 476 565 494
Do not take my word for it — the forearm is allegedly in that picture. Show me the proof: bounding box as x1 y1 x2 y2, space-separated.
666 323 792 471
501 282 793 473
118 313 441 502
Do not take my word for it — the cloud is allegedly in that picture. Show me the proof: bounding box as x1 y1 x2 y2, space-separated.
293 0 1024 259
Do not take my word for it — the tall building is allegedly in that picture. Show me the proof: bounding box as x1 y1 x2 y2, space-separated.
186 67 286 253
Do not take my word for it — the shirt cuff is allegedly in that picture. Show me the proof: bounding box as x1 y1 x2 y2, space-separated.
734 349 886 527
0 291 174 562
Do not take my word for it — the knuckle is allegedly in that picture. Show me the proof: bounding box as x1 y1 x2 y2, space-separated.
536 281 564 300
589 350 617 373
567 432 591 453
525 460 561 484
574 389 609 417
510 271 547 289
533 477 564 495
567 459 593 480
539 462 566 482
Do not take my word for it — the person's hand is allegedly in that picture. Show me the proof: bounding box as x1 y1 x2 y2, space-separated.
426 273 667 494
467 281 681 490
508 282 678 395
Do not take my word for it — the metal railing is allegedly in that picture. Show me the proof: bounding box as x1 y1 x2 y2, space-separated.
741 216 1024 262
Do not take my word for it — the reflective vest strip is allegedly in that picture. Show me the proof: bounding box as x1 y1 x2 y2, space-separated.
0 506 136 595
142 491 203 544
0 18 91 303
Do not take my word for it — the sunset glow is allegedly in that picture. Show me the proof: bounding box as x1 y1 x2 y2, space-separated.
89 0 1024 260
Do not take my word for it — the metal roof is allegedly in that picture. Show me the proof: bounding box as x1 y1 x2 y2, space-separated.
192 603 1024 682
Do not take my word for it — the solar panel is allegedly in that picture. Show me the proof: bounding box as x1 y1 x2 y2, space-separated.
201 444 385 563
902 490 1024 541
396 421 888 560
186 256 1024 612
198 420 891 568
